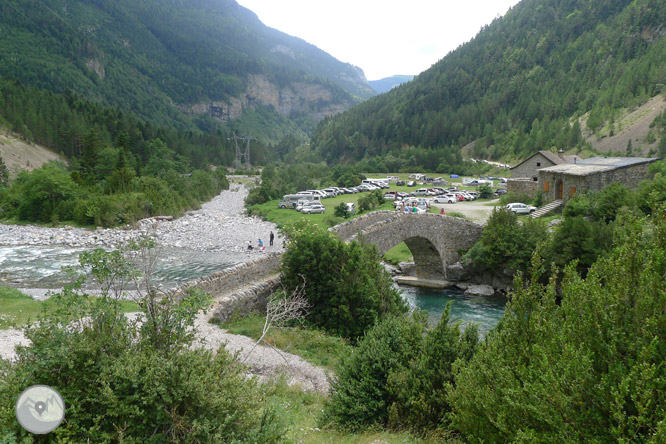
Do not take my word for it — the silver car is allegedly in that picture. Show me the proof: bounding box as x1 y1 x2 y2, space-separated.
302 204 326 214
508 203 536 214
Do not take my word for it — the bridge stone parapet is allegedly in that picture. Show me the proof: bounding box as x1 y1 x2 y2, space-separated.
331 210 400 240
333 212 483 281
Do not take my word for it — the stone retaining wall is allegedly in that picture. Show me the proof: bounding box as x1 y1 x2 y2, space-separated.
212 276 282 323
177 253 282 298
176 253 283 321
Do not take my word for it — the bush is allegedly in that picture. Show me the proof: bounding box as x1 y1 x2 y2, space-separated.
0 243 291 443
499 191 532 206
323 308 479 434
334 202 350 218
449 211 666 443
478 208 548 274
280 221 407 340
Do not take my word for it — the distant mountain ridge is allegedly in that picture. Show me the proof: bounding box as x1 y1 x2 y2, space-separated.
0 0 375 141
369 75 415 94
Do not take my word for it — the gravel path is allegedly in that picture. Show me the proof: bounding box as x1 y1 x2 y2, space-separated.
0 184 330 392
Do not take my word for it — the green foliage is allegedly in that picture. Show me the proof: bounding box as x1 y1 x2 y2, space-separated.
357 190 384 213
313 0 666 164
323 309 479 434
220 312 350 370
449 210 666 443
0 243 290 443
499 191 532 206
544 216 614 276
478 184 493 199
474 208 548 273
334 202 351 218
280 221 407 340
0 156 8 187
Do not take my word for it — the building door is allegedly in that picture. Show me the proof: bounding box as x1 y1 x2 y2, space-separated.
556 179 563 200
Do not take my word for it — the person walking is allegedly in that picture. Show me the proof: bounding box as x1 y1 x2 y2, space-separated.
269 231 274 246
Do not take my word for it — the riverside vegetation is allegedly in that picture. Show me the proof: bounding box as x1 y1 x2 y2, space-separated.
4 166 666 442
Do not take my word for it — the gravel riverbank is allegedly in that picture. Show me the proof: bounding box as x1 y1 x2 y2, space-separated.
0 182 284 253
0 184 330 392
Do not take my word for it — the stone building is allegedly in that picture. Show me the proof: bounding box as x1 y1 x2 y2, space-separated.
537 157 658 203
510 150 581 181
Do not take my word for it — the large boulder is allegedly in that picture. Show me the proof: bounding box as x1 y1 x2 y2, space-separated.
446 262 471 281
398 261 416 276
464 284 496 297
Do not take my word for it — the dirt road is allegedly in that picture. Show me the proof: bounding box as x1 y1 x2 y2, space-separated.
431 198 500 224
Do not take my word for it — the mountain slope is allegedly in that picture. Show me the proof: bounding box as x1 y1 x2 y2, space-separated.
312 0 666 165
369 75 415 94
0 0 375 141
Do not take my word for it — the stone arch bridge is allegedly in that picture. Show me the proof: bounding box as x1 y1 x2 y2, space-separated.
331 211 483 281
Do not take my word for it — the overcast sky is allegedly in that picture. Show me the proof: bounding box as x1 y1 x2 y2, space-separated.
235 0 521 81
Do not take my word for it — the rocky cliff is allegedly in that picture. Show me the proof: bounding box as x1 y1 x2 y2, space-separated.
182 74 352 123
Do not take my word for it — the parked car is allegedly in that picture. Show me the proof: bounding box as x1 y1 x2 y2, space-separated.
494 188 508 196
507 203 536 214
407 181 416 187
396 180 405 186
302 204 326 214
411 188 429 197
434 195 457 204
383 192 398 200
295 200 319 212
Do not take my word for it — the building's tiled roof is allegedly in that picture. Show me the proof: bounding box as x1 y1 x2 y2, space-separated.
539 157 658 176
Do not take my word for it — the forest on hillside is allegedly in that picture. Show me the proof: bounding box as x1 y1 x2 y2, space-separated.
0 0 371 139
312 0 666 164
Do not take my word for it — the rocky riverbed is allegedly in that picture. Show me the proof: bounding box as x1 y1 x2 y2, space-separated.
0 184 330 392
0 182 284 253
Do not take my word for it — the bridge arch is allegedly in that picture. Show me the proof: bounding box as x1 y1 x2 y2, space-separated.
332 211 483 281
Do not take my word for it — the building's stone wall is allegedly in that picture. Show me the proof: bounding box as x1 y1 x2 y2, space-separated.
539 162 654 203
511 152 557 179
507 178 539 198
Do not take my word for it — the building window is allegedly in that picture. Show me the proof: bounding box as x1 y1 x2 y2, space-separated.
544 182 550 192
533 177 538 181
536 162 541 167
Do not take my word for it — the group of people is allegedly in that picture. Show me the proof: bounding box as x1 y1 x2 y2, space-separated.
247 231 275 251
395 201 446 216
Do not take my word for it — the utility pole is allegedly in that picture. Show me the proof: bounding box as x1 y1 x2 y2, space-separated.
229 133 255 169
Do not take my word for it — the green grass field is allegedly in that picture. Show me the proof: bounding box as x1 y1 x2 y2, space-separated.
0 286 140 329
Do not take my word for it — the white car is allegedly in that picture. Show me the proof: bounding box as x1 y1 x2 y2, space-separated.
434 195 456 204
302 204 326 214
507 203 536 214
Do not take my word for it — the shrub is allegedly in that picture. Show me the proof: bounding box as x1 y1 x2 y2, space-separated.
280 221 407 340
0 243 291 443
323 308 479 434
322 315 426 431
499 191 532 206
334 202 350 218
449 212 666 443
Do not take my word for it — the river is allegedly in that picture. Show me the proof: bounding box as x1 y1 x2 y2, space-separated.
2 244 506 332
